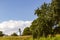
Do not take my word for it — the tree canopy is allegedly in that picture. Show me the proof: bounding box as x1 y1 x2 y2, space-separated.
11 33 18 36
30 0 60 38
23 27 32 36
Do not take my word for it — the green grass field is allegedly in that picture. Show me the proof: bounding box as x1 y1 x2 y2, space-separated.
0 36 32 40
36 35 60 40
0 35 60 40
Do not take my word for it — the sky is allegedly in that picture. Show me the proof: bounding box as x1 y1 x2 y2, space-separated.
0 0 51 35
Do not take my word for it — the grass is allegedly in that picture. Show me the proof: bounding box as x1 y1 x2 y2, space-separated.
0 36 32 40
32 34 60 40
0 35 60 40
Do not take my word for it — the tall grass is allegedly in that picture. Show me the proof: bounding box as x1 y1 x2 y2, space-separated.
0 36 32 40
36 35 60 40
0 35 60 40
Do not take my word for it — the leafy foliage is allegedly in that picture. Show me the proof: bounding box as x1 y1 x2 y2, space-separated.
30 0 60 38
11 33 18 36
23 27 32 36
0 31 4 36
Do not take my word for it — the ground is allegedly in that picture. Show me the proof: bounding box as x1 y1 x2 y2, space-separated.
0 35 60 40
0 36 32 40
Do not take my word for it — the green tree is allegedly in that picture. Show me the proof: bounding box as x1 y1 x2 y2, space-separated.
23 27 32 36
51 0 60 35
11 33 18 36
30 3 53 37
30 19 39 38
0 31 4 36
30 0 60 38
30 2 56 38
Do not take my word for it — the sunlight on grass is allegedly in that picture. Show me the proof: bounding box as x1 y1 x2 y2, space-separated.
0 35 60 40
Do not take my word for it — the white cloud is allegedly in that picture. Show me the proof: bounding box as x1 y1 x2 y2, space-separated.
0 20 32 35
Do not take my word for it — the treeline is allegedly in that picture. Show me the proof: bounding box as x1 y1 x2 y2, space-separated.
0 28 21 36
0 31 19 36
22 0 60 39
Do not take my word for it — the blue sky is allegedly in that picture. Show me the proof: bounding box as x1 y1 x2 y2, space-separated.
0 0 51 35
0 0 51 21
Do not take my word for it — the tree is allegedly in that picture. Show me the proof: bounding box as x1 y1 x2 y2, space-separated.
30 0 60 38
30 3 53 38
30 1 59 38
51 0 60 35
30 19 39 38
0 31 4 36
11 33 18 36
23 27 32 36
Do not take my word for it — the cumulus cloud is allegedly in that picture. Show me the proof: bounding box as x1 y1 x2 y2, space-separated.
0 20 32 35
